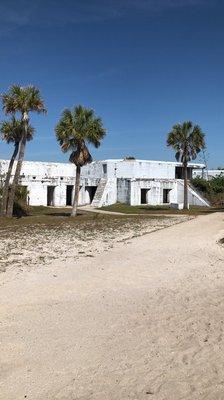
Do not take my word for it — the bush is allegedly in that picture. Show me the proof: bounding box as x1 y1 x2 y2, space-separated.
0 185 30 217
15 186 29 202
13 201 29 217
210 175 224 194
13 186 30 216
191 176 224 206
191 177 210 193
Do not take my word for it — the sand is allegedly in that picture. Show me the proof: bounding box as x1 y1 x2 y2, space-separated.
1 212 224 399
0 214 189 275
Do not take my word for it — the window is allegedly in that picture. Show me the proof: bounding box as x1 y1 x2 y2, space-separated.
102 164 107 174
175 166 193 179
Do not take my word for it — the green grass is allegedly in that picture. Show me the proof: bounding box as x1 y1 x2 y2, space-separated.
101 203 224 215
0 202 221 231
0 205 168 230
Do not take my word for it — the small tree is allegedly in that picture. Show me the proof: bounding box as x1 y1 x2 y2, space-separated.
55 105 106 216
1 85 46 217
167 121 205 209
0 117 34 216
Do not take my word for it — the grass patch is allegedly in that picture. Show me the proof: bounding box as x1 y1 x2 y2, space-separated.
101 203 224 215
0 206 169 231
0 206 192 272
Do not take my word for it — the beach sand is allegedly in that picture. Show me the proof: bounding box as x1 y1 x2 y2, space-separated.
1 212 224 399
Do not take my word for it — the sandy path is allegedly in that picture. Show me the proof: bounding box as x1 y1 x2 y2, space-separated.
1 213 224 400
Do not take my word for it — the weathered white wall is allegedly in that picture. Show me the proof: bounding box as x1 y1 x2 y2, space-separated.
0 160 103 181
82 161 104 179
130 179 176 206
0 160 102 206
106 160 204 180
117 179 131 204
106 160 177 180
98 178 117 207
28 183 47 206
0 159 207 207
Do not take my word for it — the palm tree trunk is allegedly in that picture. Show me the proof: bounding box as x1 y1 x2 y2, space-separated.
183 162 189 210
71 165 81 216
6 135 27 217
1 142 19 216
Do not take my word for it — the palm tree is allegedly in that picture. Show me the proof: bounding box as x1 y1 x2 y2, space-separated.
167 121 205 210
55 105 106 216
1 85 46 217
0 117 34 216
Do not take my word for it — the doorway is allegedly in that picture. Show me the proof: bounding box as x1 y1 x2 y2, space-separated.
141 189 148 204
163 189 171 204
66 185 73 206
47 186 55 206
85 186 97 203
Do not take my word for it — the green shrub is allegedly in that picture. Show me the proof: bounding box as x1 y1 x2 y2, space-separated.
191 177 210 193
13 186 30 216
191 175 224 206
0 185 30 217
15 186 29 202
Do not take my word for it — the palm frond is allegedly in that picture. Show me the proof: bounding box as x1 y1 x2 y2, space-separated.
55 105 106 166
1 85 47 115
0 117 35 144
167 121 206 165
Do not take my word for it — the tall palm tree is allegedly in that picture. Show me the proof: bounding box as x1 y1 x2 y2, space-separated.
0 117 34 216
55 105 106 216
1 85 46 217
167 121 205 209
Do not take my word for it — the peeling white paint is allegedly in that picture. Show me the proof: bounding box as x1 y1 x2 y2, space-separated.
0 159 208 207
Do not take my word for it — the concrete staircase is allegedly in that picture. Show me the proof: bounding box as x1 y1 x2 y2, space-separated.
188 182 211 207
91 178 107 207
177 180 210 207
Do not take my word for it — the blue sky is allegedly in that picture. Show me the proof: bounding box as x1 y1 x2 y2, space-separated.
0 0 223 167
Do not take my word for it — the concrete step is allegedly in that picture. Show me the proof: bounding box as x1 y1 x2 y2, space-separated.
91 179 107 207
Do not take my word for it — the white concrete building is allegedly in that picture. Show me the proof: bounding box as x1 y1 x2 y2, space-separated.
0 158 210 207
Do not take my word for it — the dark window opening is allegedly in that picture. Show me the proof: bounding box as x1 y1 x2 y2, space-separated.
102 164 107 174
175 167 183 179
141 188 149 204
163 189 171 204
66 185 73 206
175 166 193 179
47 186 55 206
86 186 97 203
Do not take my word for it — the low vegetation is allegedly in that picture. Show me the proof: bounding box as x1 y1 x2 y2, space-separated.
191 175 224 205
0 185 29 217
101 203 223 215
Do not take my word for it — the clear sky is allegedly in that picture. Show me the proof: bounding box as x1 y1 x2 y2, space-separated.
0 0 223 167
